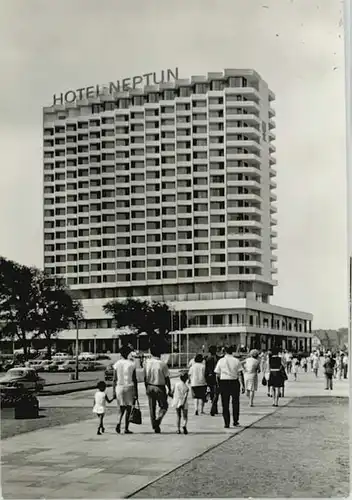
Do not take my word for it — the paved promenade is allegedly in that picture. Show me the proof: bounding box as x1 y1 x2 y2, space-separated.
1 373 349 499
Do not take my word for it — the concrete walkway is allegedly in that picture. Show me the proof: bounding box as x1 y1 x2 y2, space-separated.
1 374 348 499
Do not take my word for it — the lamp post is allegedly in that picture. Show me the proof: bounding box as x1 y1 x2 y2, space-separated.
75 318 79 381
93 334 97 357
345 0 352 375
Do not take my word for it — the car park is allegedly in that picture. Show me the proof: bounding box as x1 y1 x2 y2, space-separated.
0 368 45 392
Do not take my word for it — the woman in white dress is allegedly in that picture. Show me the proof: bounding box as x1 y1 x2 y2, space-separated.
112 345 138 434
244 349 261 407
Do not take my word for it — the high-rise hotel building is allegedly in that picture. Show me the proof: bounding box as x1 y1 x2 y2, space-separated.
43 68 313 354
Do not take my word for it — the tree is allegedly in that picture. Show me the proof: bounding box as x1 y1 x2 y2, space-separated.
103 298 173 351
0 257 39 357
32 273 83 359
0 256 83 359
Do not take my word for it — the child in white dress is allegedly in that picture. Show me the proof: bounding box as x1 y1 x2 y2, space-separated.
93 381 112 435
172 372 189 435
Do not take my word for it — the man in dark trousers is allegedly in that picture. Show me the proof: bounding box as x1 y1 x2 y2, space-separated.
205 345 220 416
214 345 245 428
144 344 171 433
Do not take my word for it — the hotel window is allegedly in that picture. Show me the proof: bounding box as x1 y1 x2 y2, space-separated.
194 84 208 94
212 315 224 325
179 87 191 97
195 268 208 277
193 113 207 121
210 80 225 91
148 271 161 280
195 255 208 264
163 90 175 100
163 258 177 266
162 131 175 139
133 96 145 105
148 93 159 103
163 270 176 279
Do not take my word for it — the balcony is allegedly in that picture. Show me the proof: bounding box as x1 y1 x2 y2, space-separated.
228 233 262 241
228 220 262 229
227 206 262 215
227 180 262 189
231 114 261 126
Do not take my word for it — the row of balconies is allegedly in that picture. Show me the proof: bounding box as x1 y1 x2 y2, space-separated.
44 138 265 150
44 268 273 278
43 195 275 208
43 205 265 216
44 125 265 141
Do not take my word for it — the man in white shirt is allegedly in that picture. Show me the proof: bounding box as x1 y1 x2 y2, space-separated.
342 352 348 379
144 344 171 433
214 346 245 428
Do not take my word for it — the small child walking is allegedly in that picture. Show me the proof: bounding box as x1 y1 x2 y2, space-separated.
172 372 189 435
93 381 112 435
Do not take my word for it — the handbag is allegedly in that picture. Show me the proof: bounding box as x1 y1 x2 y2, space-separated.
129 400 142 425
262 376 267 386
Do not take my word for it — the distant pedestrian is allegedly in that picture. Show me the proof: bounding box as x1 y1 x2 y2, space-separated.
342 353 348 379
243 349 261 407
112 345 138 435
300 356 308 373
335 353 342 379
205 345 220 416
291 356 299 381
323 354 335 390
266 351 273 397
93 381 112 435
172 371 189 435
312 352 320 377
144 344 171 434
285 351 292 374
214 346 245 428
189 354 207 415
268 347 287 407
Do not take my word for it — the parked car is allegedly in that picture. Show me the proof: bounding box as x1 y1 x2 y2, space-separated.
0 357 17 372
52 352 72 362
28 360 46 371
104 364 114 381
58 360 88 372
96 354 111 361
90 361 105 371
42 360 65 372
35 360 53 372
78 352 96 361
0 368 45 392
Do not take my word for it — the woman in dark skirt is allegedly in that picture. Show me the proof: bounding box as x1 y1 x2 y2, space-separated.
268 347 286 407
189 354 207 415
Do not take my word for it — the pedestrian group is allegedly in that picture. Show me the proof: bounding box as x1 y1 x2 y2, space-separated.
92 344 348 435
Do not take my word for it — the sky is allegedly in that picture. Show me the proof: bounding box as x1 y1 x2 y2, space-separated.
0 0 346 329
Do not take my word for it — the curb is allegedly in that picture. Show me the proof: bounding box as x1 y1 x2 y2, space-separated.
41 383 99 396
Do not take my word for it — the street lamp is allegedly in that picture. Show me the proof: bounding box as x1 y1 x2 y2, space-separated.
75 318 79 381
93 334 97 357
